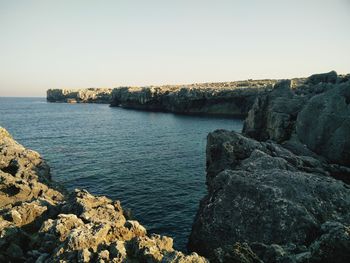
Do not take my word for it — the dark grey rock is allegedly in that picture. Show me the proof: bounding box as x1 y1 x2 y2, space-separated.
46 88 112 103
189 130 350 262
243 71 350 169
296 82 350 166
110 80 276 117
306 71 338 85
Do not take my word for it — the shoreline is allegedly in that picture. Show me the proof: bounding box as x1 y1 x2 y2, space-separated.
1 71 349 262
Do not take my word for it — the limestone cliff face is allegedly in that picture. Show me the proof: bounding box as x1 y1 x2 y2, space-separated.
188 72 350 263
47 80 277 117
47 88 113 103
243 71 350 167
0 127 207 263
110 80 277 117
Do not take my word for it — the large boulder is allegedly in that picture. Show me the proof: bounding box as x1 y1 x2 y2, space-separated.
188 130 350 262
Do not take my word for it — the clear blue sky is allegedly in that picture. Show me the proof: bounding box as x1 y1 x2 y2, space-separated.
0 0 349 96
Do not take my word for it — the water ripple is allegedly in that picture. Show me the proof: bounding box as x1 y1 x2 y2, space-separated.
0 97 242 251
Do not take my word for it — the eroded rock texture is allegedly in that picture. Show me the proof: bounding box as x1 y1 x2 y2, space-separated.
0 127 207 263
243 71 350 167
189 72 350 262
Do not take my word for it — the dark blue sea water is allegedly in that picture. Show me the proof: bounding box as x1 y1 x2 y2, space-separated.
0 97 242 250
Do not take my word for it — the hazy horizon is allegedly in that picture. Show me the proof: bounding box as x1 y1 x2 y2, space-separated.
1 0 350 97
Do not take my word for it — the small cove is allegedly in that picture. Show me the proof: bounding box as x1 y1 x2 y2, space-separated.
0 97 243 250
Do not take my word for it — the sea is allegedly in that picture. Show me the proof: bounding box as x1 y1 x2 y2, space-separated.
0 97 243 251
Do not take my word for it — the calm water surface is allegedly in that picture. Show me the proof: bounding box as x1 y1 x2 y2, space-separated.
0 97 242 250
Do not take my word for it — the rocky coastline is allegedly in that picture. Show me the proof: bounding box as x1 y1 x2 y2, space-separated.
188 71 350 262
110 80 278 117
3 71 350 262
0 128 206 262
47 80 280 117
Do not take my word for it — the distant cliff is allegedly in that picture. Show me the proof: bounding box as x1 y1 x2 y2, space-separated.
47 80 281 117
110 80 279 117
47 88 113 103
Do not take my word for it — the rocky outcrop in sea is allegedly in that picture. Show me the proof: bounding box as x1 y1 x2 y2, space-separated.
47 88 113 103
188 71 350 262
0 127 207 262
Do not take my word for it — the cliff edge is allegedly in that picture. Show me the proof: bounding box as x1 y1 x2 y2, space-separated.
189 71 350 263
110 80 278 117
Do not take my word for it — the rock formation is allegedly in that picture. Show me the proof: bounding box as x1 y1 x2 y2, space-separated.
189 71 350 262
243 71 350 167
0 127 207 262
47 88 113 103
110 80 277 117
47 80 278 117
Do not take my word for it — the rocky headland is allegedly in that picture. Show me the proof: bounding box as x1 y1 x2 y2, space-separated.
47 80 280 117
110 80 279 117
188 71 350 262
47 88 113 103
0 127 207 262
4 71 350 262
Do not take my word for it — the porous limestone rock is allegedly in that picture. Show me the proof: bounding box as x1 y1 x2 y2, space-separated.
189 130 350 262
0 127 208 263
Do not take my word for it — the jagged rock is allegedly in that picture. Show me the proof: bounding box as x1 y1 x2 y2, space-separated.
0 127 64 261
296 81 350 166
0 127 64 208
0 127 208 262
212 243 263 263
189 130 350 261
243 71 350 168
162 251 208 263
243 80 307 142
61 189 126 226
130 234 174 262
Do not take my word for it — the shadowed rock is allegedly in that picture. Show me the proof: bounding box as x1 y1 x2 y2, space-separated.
243 71 350 168
189 130 350 262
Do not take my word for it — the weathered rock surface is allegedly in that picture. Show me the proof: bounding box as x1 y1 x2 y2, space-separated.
189 130 350 262
47 88 113 103
189 72 350 262
243 71 350 167
110 80 277 117
0 127 207 262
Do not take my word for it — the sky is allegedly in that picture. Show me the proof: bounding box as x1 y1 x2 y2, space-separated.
0 0 349 97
